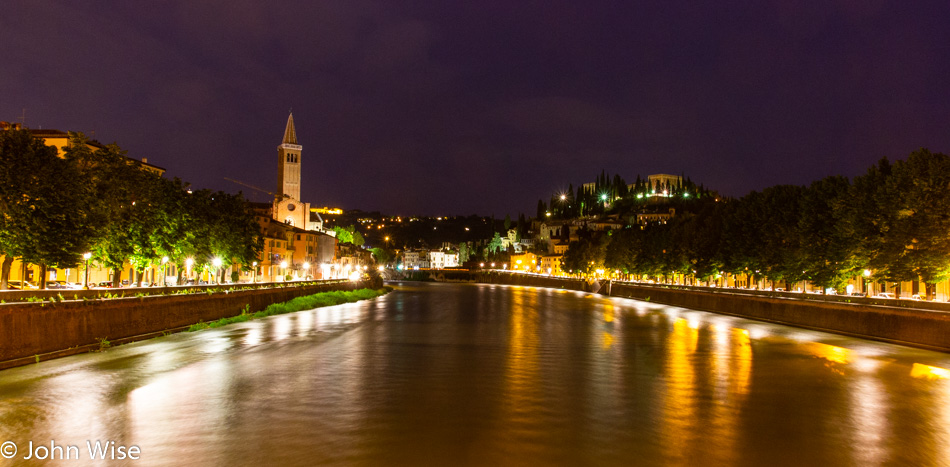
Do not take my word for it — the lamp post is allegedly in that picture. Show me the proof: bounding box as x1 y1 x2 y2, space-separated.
212 257 223 284
280 260 288 281
303 262 310 280
83 252 91 289
185 258 194 284
252 261 258 283
161 256 169 286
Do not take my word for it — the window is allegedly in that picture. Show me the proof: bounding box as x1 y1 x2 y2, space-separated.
297 234 301 241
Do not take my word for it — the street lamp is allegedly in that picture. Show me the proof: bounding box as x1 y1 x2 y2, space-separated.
161 256 169 286
252 261 258 283
83 252 91 289
280 260 288 281
303 262 310 280
185 258 194 284
213 257 223 284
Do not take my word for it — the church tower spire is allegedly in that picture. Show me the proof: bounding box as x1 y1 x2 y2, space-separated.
277 112 302 200
282 112 298 145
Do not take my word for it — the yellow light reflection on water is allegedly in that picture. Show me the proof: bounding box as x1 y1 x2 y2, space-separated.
661 317 699 460
705 324 754 465
731 328 752 396
602 331 614 350
503 287 540 426
808 342 851 365
910 363 950 380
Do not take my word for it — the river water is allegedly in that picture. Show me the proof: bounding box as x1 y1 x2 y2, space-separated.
0 282 948 466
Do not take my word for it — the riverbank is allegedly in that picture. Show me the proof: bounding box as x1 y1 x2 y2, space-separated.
0 280 380 369
481 272 950 353
188 288 389 331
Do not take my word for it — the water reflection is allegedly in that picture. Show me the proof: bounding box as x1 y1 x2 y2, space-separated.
0 283 948 466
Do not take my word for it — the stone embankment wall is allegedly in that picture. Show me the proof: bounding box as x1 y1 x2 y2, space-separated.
484 273 950 352
0 281 362 368
478 272 591 291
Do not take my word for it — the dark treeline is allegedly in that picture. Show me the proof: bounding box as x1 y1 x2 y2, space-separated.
562 149 950 299
0 129 262 288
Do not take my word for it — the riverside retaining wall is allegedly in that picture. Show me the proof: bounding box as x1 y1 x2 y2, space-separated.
484 273 950 352
0 280 363 368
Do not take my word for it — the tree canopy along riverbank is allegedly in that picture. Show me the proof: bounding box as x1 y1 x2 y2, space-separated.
0 129 261 289
562 149 950 299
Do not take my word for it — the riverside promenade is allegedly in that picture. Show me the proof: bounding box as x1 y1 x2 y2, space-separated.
480 271 950 353
0 280 366 369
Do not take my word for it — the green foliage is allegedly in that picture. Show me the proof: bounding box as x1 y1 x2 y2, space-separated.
371 247 393 264
96 337 111 351
560 150 950 295
563 233 608 275
0 128 91 280
487 232 504 254
189 288 389 332
0 130 262 289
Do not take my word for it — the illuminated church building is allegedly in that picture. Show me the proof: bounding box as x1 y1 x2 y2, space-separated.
273 113 323 231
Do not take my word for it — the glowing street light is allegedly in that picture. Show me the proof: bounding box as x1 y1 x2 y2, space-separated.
252 261 258 283
161 256 169 286
212 257 223 284
280 260 288 281
83 252 92 289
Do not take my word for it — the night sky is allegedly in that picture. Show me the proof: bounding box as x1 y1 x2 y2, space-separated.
3 1 949 216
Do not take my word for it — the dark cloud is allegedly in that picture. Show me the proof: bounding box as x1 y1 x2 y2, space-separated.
2 0 948 216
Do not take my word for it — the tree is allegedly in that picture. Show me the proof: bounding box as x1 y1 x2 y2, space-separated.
852 158 915 294
563 233 608 275
890 149 950 298
487 232 504 254
352 229 365 247
333 225 354 244
0 129 91 288
459 242 470 264
798 176 859 292
371 247 393 265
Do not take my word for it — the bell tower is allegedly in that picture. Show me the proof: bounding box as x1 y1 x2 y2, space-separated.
277 112 302 200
